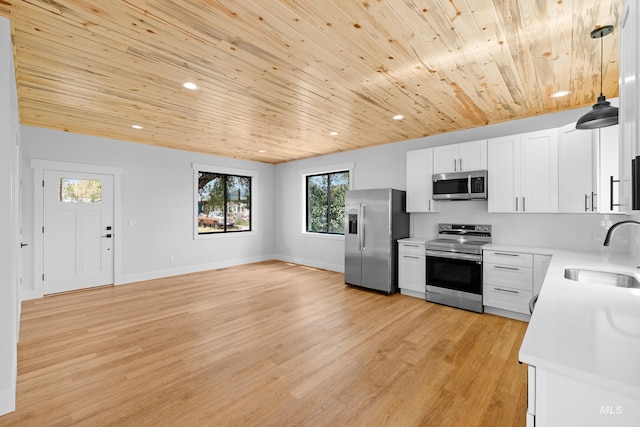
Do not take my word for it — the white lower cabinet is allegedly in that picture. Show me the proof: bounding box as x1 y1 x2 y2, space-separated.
483 250 533 315
527 364 640 426
398 241 426 298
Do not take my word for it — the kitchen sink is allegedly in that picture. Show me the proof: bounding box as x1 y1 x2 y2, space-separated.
564 268 640 289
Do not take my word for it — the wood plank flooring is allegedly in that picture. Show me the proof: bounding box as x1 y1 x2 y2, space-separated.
0 260 528 426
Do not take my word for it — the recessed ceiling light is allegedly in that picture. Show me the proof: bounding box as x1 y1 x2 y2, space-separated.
393 114 404 120
131 124 143 129
330 131 338 136
551 90 571 98
183 82 198 90
259 150 266 153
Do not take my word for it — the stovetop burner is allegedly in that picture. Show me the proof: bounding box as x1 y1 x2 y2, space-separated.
425 223 492 255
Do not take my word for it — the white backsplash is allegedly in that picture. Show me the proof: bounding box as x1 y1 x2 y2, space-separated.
411 201 630 253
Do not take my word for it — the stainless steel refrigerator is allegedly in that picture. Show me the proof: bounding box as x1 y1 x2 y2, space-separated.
344 188 410 294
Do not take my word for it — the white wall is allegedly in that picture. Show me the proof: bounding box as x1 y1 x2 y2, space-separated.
0 16 18 416
274 105 630 272
20 126 276 298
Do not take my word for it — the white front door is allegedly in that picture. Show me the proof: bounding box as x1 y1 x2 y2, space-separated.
43 170 114 294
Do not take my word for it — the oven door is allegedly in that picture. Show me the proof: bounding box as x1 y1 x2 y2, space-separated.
425 250 483 295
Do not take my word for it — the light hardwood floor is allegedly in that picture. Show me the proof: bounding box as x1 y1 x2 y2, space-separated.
0 260 528 426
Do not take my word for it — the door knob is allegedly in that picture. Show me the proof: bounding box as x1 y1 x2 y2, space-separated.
20 243 28 248
101 234 112 238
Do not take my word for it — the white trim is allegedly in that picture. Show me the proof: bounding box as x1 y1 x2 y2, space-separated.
274 254 343 273
300 162 354 235
118 254 273 284
193 163 258 240
299 162 354 177
192 162 259 177
30 160 124 297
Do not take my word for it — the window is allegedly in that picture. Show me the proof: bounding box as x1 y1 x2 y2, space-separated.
197 171 251 234
306 170 349 234
59 178 102 203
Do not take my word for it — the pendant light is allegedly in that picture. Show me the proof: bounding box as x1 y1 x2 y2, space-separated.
576 25 619 129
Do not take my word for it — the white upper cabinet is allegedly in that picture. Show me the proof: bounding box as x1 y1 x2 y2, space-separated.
488 134 519 212
433 140 487 174
488 129 558 213
558 122 621 213
558 123 596 212
619 0 638 212
406 148 438 212
598 125 621 213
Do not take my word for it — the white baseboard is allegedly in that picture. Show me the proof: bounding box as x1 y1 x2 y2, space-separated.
273 254 343 273
484 306 531 322
116 255 275 285
0 387 15 416
400 288 426 299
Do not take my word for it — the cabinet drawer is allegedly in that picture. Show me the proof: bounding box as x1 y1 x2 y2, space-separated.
398 242 425 255
483 285 532 314
484 263 533 292
483 250 533 267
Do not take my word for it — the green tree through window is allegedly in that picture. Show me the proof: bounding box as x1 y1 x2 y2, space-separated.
198 172 251 234
306 171 349 234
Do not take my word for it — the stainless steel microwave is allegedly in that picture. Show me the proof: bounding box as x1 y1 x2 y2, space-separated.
432 170 488 200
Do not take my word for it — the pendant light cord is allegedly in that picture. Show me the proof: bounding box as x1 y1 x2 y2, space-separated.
600 34 604 96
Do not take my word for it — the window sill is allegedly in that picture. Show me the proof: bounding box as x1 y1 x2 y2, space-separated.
301 232 344 241
195 231 257 240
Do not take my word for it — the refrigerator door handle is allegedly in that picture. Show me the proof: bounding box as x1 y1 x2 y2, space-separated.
361 203 366 250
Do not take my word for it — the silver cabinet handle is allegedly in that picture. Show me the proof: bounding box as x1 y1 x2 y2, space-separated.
428 199 431 211
493 252 519 257
523 196 526 212
460 158 463 171
585 194 589 212
454 158 457 171
494 265 520 271
591 191 597 211
403 244 420 248
494 287 519 294
515 197 518 212
402 255 420 259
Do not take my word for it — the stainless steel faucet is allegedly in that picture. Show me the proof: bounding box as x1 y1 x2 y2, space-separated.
603 220 640 246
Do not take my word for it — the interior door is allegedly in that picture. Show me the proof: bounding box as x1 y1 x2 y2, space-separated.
15 129 22 335
43 170 114 294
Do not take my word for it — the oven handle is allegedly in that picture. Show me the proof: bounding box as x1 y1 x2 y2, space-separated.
425 250 482 262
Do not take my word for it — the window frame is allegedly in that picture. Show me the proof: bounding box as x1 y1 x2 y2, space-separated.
193 163 258 240
300 162 353 238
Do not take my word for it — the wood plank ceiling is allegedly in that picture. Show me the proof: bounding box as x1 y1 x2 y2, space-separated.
0 0 624 164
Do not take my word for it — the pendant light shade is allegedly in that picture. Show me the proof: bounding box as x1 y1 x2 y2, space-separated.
576 25 618 130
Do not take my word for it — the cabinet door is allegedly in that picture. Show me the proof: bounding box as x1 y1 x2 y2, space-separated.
458 140 487 171
558 123 595 213
406 148 437 212
619 0 638 212
433 145 459 173
533 254 551 296
398 253 426 293
598 124 621 213
520 129 558 213
488 135 519 212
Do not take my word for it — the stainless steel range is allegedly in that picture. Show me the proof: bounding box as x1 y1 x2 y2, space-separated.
425 223 492 313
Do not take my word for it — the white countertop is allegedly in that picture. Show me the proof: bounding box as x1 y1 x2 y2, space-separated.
496 244 640 397
397 237 429 244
